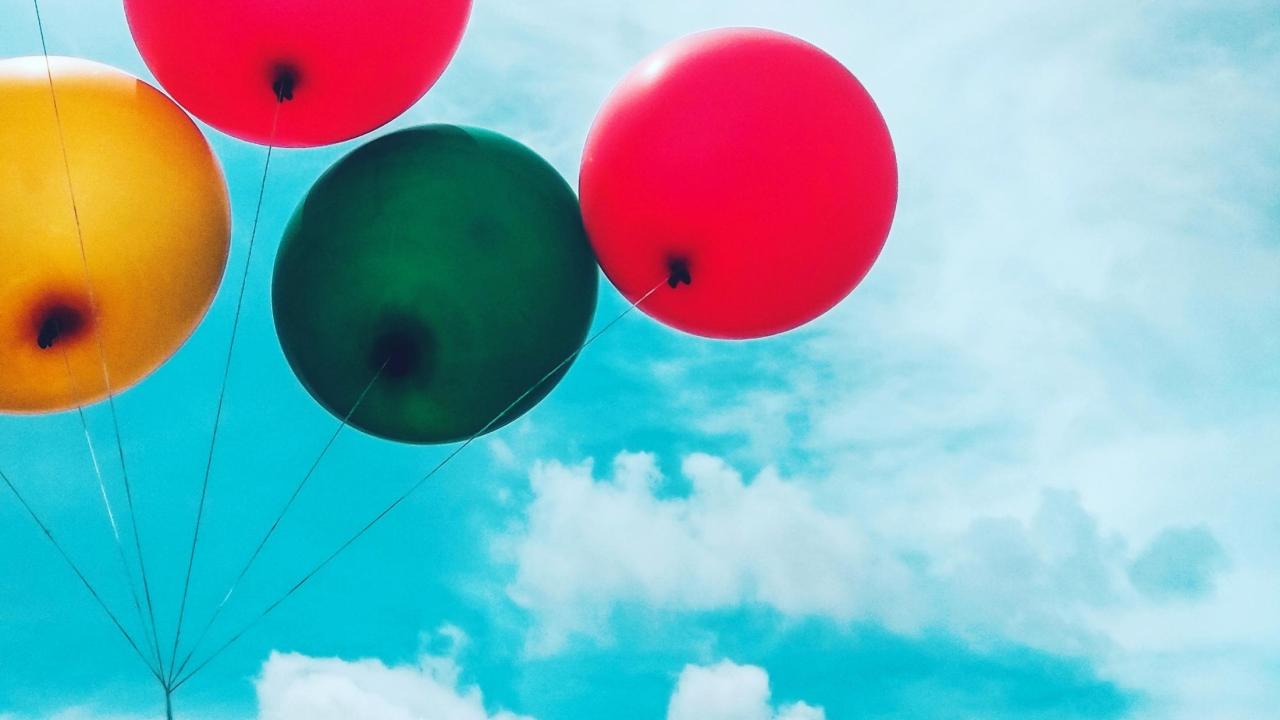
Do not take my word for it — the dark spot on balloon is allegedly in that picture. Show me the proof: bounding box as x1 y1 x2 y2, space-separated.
667 256 693 288
272 63 298 102
371 319 435 381
37 318 60 350
32 301 87 350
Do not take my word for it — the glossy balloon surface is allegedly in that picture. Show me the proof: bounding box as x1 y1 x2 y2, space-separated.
0 57 230 413
580 28 898 339
124 0 472 147
273 126 599 444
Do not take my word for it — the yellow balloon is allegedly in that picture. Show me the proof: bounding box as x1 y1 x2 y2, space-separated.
0 56 230 413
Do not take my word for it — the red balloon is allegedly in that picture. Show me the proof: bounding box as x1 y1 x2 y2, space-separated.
580 28 898 339
124 0 472 147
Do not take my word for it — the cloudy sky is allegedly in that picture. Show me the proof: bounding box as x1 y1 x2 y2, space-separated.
1 1 1278 719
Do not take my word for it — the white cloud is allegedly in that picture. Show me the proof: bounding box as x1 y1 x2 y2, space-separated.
504 452 904 650
10 652 829 720
258 654 826 720
1 635 529 720
503 451 1203 657
256 638 530 720
667 661 824 720
502 447 1279 717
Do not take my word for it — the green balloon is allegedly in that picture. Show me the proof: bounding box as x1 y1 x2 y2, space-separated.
272 125 599 444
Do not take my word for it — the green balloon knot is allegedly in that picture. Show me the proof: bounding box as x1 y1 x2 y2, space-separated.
372 325 431 380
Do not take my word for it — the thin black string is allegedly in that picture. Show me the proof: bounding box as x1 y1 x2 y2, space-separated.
60 343 165 677
169 102 284 678
172 280 669 691
168 360 387 684
0 466 163 684
32 0 165 676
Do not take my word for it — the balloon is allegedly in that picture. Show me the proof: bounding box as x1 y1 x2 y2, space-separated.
0 56 230 413
123 0 472 147
273 126 599 444
580 28 898 339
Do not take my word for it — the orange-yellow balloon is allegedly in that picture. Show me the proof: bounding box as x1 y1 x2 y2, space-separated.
0 56 230 413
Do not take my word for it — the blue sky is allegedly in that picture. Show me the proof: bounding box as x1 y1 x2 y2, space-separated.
2 1 1279 719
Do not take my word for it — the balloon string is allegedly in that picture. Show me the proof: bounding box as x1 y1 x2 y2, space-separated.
171 278 670 691
0 465 163 684
168 100 284 679
32 0 166 678
168 360 388 685
59 342 166 678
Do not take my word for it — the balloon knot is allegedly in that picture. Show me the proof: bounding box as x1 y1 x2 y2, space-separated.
37 317 60 350
372 328 427 379
34 305 83 350
272 68 297 103
667 258 692 288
